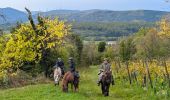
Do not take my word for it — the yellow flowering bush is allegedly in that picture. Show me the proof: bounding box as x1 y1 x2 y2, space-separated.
0 17 70 82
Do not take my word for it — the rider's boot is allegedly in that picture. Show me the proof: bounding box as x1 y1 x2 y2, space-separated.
97 80 101 86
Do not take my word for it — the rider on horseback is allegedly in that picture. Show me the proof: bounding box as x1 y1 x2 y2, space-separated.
97 58 114 86
54 58 65 76
68 57 79 78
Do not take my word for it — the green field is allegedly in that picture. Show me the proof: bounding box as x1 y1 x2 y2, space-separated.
0 66 169 100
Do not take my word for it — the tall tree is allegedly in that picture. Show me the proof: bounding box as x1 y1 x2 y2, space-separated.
68 34 83 65
98 41 106 53
0 8 70 78
119 37 136 84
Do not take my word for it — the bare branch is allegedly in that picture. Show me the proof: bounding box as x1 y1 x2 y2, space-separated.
25 7 37 35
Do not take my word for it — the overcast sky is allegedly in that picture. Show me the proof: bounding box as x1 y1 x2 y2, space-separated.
0 0 170 11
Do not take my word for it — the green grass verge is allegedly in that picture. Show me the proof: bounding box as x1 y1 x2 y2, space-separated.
0 66 169 100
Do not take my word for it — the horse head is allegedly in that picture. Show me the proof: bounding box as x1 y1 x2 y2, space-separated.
73 71 80 91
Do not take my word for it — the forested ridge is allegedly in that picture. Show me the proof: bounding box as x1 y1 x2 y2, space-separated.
72 22 154 40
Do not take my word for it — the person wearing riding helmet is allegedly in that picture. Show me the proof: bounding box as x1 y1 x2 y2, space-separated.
68 57 79 78
97 58 114 86
68 57 75 72
54 58 65 75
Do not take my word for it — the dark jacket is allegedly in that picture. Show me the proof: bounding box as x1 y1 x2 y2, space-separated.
69 61 75 72
56 61 64 69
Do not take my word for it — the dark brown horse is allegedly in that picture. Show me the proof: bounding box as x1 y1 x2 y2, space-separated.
62 71 79 92
101 70 112 96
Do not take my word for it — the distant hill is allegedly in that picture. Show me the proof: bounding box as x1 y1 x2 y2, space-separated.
0 8 166 41
46 9 169 22
0 7 170 24
0 7 27 24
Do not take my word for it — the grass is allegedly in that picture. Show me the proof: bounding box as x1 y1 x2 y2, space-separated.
0 66 169 100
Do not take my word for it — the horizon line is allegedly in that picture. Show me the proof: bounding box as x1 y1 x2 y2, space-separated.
0 7 170 12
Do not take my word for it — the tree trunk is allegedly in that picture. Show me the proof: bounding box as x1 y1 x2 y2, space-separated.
126 61 132 85
145 60 153 88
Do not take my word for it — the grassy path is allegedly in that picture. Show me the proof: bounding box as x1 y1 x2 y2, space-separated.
0 66 169 100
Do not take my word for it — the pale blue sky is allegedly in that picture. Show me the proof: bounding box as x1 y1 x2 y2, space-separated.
0 0 170 11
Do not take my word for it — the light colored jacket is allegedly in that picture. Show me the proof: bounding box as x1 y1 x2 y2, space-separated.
98 63 111 75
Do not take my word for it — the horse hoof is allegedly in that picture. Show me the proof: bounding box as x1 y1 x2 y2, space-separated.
104 93 109 96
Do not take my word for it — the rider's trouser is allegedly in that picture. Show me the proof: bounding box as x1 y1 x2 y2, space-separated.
98 72 103 83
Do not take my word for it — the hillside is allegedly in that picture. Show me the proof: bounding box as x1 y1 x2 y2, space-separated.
72 22 154 41
0 8 164 41
0 7 27 24
49 9 169 22
0 66 167 100
0 7 170 24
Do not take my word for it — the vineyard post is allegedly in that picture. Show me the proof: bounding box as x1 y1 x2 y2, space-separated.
118 57 121 69
142 60 147 87
114 61 119 73
163 59 170 88
126 61 132 84
145 60 153 88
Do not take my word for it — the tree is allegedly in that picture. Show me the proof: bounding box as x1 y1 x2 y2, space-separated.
68 34 83 65
157 18 170 87
98 41 106 52
119 37 136 84
81 41 100 66
134 27 168 88
0 8 70 78
158 18 170 38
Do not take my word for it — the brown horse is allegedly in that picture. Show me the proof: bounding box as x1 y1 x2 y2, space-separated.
62 71 79 92
101 70 112 96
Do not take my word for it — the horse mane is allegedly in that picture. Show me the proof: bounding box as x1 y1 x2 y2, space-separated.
62 71 71 80
54 67 61 76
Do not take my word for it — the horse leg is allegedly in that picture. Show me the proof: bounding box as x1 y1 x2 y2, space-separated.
71 82 74 92
66 83 69 92
103 84 109 96
63 82 68 92
106 84 110 96
74 83 78 92
73 84 76 92
101 83 104 95
76 83 79 92
104 86 107 96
